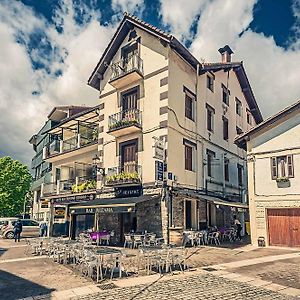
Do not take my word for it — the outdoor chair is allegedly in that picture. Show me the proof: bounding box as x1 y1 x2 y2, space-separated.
124 234 133 248
207 231 221 245
196 232 205 246
133 235 144 248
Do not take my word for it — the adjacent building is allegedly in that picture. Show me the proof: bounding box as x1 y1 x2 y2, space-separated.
34 13 263 243
236 100 300 248
30 106 92 226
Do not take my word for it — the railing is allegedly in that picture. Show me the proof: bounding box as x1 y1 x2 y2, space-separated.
48 140 60 156
42 182 57 196
62 136 77 152
110 54 143 81
108 108 142 132
72 176 97 193
106 163 142 186
58 179 75 194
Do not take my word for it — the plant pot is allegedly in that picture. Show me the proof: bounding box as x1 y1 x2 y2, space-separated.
276 180 291 188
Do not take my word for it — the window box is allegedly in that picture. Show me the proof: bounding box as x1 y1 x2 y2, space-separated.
276 177 290 188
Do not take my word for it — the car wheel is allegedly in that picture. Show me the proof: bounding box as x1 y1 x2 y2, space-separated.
5 231 14 239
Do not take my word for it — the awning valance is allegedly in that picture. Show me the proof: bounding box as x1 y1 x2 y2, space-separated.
197 195 248 209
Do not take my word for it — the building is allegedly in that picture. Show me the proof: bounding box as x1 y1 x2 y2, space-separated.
64 12 262 244
236 100 300 247
30 106 91 225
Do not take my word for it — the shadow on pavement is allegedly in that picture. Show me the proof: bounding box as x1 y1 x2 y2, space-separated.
0 270 54 300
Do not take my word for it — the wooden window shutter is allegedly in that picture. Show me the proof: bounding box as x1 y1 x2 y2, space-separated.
270 157 277 180
287 155 294 178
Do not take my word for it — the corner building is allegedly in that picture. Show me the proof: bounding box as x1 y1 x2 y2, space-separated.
69 13 263 243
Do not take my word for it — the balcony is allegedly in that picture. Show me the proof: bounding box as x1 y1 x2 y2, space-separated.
108 109 142 137
44 131 98 161
105 163 142 187
109 54 143 89
41 176 96 198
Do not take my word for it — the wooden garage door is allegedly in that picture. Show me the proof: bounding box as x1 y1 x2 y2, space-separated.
268 208 300 247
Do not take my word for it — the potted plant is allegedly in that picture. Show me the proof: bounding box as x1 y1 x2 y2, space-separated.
276 177 290 188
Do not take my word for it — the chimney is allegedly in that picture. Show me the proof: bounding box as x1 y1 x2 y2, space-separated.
218 45 234 63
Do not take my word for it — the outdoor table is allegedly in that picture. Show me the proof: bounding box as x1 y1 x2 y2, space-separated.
93 247 122 281
89 231 110 245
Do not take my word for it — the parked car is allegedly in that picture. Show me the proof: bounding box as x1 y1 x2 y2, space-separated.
1 219 40 239
0 218 17 231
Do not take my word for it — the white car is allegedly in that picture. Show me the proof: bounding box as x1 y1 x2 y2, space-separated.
0 219 40 239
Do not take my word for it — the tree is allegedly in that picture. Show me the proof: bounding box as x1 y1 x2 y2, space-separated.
0 156 32 217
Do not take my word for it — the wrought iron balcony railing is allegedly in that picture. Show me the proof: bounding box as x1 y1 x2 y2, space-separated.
105 163 142 186
108 108 142 132
110 54 143 82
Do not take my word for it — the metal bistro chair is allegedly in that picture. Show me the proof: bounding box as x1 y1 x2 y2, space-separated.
208 231 221 246
133 234 144 248
124 234 133 248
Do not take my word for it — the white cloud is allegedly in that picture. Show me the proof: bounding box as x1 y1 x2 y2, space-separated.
160 0 300 118
111 0 144 17
160 0 208 41
0 0 115 165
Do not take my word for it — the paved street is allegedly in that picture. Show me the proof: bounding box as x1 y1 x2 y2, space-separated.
77 272 295 300
1 238 300 299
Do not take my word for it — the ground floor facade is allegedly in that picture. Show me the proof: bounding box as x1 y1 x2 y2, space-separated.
249 197 300 247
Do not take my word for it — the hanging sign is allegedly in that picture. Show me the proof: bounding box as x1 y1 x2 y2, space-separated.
114 185 143 198
152 137 165 161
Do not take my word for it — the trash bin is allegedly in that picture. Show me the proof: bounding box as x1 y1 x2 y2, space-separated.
258 236 265 247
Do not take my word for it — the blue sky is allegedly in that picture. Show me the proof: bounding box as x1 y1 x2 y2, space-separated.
0 0 300 165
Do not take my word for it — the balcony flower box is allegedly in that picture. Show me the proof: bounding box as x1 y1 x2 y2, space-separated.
108 119 138 131
106 171 140 186
72 180 96 193
276 177 290 188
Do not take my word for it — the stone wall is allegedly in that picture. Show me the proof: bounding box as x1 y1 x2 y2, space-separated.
172 196 184 228
136 196 163 236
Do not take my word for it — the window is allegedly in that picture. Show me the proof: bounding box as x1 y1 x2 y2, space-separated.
207 150 215 177
237 164 243 186
222 84 230 106
223 117 229 141
207 75 214 92
271 155 294 179
185 145 193 171
121 87 138 110
236 98 242 116
224 158 229 182
206 104 215 132
246 109 252 125
184 86 196 121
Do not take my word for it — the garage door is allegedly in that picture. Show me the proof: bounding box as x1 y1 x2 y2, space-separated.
268 208 300 247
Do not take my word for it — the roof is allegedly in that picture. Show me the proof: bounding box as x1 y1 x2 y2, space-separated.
201 61 263 124
43 105 100 135
235 99 300 149
47 105 91 119
88 12 199 90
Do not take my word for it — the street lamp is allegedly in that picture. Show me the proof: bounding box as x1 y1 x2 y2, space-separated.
92 154 105 176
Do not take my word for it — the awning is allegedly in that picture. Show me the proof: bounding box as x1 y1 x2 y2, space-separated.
197 195 249 209
69 194 159 214
45 106 99 135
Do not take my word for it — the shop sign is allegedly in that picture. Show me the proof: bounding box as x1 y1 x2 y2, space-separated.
51 193 96 204
114 185 142 198
41 200 49 208
152 137 165 161
54 207 65 218
71 206 134 214
155 160 164 182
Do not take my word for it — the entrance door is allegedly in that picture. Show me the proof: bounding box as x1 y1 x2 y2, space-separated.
121 141 137 173
122 88 138 111
185 200 192 229
268 208 300 247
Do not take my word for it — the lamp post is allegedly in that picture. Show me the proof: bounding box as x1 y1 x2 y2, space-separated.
92 154 105 245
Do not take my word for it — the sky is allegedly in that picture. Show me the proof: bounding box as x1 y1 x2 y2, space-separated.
0 0 300 166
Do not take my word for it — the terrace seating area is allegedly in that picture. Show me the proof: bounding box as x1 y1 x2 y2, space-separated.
25 234 187 283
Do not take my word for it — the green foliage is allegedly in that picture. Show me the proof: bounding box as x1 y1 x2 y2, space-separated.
108 119 138 131
71 180 96 193
0 156 32 217
106 171 140 185
276 177 289 183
